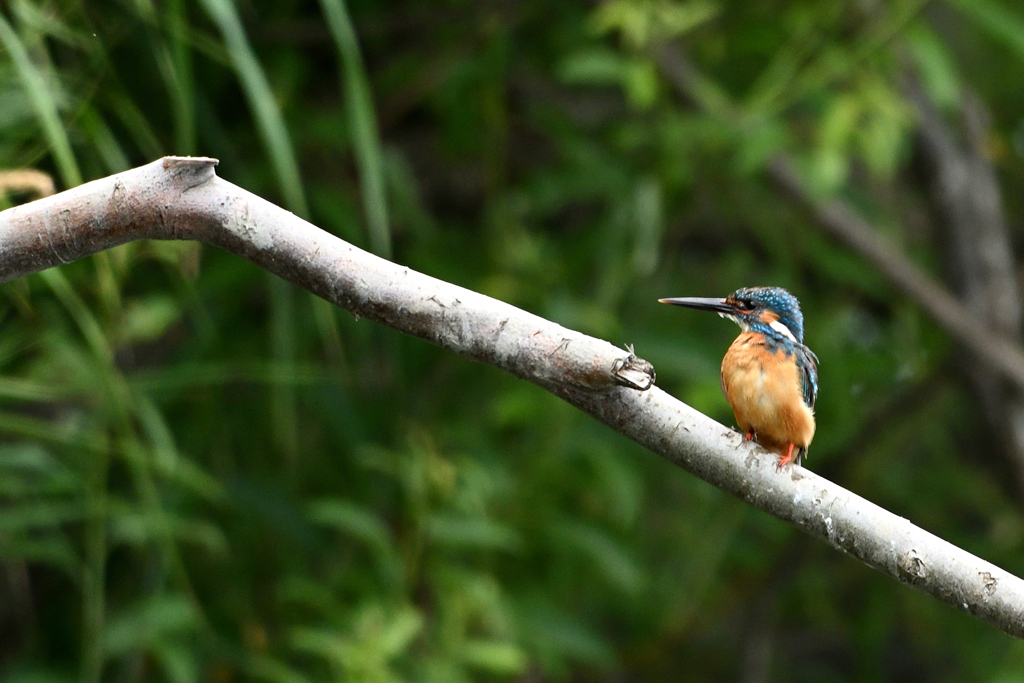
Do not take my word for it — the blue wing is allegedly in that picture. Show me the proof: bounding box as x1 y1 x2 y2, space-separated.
797 345 818 409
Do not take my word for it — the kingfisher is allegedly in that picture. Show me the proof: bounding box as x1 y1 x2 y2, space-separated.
659 287 819 468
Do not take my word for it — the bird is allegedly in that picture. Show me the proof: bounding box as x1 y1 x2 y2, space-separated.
659 286 818 468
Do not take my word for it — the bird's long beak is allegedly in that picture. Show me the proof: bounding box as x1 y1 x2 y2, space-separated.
658 297 735 314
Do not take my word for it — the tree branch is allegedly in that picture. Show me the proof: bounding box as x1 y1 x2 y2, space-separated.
1 157 1022 638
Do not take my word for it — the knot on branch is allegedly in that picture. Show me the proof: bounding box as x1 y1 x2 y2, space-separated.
162 156 219 190
898 549 928 585
613 345 655 390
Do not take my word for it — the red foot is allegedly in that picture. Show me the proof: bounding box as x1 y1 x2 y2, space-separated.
777 443 796 471
744 431 755 442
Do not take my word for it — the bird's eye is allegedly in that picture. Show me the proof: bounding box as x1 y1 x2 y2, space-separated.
736 299 755 311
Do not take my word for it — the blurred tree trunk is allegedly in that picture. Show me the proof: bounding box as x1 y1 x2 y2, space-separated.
912 84 1024 495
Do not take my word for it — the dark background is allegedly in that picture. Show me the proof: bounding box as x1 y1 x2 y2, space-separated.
0 0 1023 680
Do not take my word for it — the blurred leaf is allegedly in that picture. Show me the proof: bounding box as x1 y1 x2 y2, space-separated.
906 23 960 110
291 605 424 679
426 513 522 553
108 508 228 554
855 75 912 177
592 0 718 48
0 443 77 496
0 536 81 578
119 295 182 345
375 607 423 657
623 57 659 109
459 640 527 674
0 11 80 187
102 594 199 654
812 93 859 193
949 0 1024 58
630 176 663 277
514 600 616 670
561 51 659 109
560 49 628 86
132 393 226 502
308 498 393 551
152 642 199 683
734 117 789 175
308 498 404 585
0 501 85 531
549 520 645 594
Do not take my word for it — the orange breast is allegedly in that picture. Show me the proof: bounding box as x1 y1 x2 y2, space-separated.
720 332 815 455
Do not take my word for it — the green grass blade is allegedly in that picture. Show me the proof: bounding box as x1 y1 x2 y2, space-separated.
948 0 1024 57
0 377 66 401
80 106 130 173
159 0 197 154
39 269 112 366
319 0 392 257
199 0 308 217
105 91 165 162
81 439 109 683
0 10 81 187
268 273 299 470
199 0 307 468
110 0 195 154
0 411 104 451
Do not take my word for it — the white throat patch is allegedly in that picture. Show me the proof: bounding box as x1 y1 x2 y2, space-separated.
719 312 748 331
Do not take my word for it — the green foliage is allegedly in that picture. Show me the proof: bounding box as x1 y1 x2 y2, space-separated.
0 0 1023 681
592 0 718 49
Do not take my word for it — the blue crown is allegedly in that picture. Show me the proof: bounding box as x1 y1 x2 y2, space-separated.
730 286 805 343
